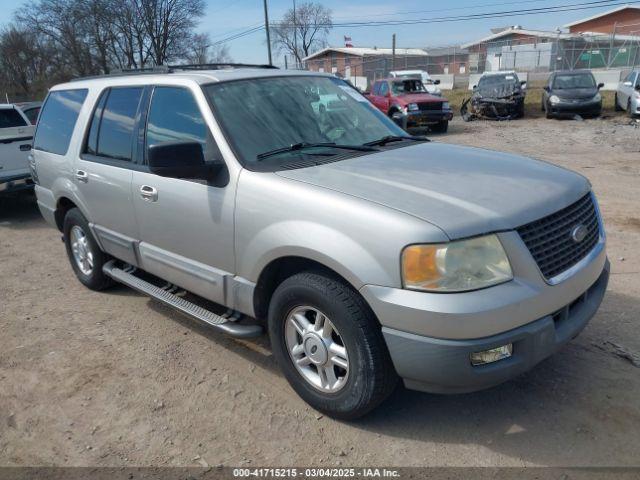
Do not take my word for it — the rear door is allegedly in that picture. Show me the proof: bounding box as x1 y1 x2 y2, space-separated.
0 107 34 178
73 86 147 266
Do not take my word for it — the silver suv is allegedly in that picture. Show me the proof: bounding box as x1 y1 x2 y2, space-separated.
33 65 609 419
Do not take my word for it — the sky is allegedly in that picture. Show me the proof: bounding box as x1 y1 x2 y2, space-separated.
0 0 629 65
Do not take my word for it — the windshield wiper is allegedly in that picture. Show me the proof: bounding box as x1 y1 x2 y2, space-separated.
363 135 430 147
256 142 378 161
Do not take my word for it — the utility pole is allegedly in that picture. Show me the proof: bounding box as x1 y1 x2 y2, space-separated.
391 33 396 72
263 0 272 66
293 0 298 69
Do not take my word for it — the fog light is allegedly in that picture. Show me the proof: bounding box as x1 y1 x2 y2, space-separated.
470 344 513 366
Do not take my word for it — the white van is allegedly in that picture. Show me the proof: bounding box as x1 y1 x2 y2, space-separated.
389 70 442 96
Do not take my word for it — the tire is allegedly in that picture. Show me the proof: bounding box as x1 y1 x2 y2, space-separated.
628 99 634 117
63 208 114 291
268 271 398 420
430 120 448 133
615 94 624 111
544 101 553 119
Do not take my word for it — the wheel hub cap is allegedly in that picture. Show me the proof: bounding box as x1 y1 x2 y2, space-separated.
303 333 328 365
285 306 349 393
70 225 94 275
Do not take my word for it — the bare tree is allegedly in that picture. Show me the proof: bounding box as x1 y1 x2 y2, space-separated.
185 33 232 64
133 0 206 65
271 2 332 67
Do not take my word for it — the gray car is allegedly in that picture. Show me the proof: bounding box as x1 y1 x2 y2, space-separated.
32 65 609 419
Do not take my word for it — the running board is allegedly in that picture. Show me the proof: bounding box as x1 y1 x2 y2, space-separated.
103 260 263 338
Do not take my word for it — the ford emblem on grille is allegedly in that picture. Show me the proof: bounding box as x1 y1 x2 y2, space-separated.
571 224 589 243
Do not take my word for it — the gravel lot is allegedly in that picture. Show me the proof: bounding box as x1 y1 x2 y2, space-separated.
1 114 639 468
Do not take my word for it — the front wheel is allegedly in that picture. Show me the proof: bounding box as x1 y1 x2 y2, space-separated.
63 208 113 291
268 272 397 420
430 120 449 133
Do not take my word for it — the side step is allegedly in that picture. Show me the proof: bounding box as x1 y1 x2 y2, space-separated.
103 260 263 338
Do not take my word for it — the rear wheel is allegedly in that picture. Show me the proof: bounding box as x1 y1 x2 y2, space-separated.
268 271 397 419
63 208 113 291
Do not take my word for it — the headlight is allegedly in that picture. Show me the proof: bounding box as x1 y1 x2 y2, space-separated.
593 92 602 102
549 95 560 104
407 103 419 111
401 234 513 292
442 101 450 110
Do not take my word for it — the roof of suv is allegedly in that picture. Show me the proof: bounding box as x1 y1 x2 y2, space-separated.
52 68 333 91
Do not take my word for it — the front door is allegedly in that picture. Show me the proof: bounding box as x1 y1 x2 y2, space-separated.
131 86 236 305
74 86 146 266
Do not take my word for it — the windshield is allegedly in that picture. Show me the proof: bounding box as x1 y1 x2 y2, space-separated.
391 79 428 94
478 74 520 88
553 74 596 89
204 76 405 167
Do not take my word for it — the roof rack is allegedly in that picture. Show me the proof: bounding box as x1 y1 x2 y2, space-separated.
168 63 279 71
71 63 278 81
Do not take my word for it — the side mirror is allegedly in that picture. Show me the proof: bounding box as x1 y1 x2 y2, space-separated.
543 86 550 92
520 80 527 87
434 79 441 85
597 82 605 89
148 141 220 179
472 85 477 90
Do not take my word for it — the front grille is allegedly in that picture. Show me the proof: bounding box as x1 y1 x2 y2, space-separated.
516 193 600 280
418 102 442 111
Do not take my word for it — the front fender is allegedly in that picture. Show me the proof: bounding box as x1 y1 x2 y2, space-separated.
243 220 389 290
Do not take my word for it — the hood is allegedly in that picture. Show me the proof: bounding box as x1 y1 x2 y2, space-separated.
276 143 589 240
552 87 598 100
476 82 521 99
395 93 442 104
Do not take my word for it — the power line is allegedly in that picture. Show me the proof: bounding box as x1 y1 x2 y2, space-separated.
331 0 559 20
275 0 632 28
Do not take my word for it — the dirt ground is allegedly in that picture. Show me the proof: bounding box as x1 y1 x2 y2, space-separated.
1 114 639 469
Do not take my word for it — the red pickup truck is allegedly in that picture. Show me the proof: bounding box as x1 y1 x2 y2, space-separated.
366 78 453 133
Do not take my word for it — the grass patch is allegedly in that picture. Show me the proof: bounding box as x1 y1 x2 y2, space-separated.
442 88 618 117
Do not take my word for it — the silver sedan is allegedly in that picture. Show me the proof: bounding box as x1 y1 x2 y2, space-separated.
615 70 640 117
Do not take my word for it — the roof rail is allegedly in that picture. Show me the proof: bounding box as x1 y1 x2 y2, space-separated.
70 63 278 82
168 63 279 71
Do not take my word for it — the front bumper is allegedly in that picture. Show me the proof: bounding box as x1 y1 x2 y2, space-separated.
549 99 601 116
360 228 608 394
403 109 453 128
0 172 33 194
381 263 608 393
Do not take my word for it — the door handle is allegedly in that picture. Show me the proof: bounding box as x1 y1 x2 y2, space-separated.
75 170 89 183
140 185 158 202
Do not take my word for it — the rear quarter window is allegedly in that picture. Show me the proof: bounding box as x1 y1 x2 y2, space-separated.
0 108 28 128
34 89 88 155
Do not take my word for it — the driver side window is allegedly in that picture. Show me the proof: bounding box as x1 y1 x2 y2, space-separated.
379 82 389 96
146 86 220 163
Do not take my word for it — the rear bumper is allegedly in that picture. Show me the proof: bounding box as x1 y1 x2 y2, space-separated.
0 172 33 193
382 262 609 394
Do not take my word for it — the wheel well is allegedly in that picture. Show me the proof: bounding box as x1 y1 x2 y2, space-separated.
54 197 77 231
253 256 354 321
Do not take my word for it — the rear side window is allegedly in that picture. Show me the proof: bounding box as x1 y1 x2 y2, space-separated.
34 90 88 155
0 108 28 128
87 87 143 161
